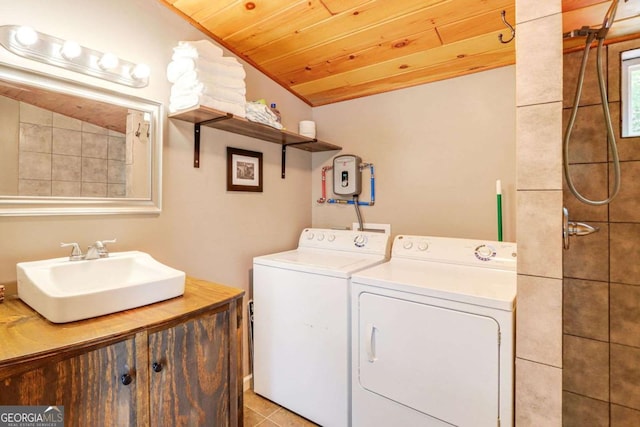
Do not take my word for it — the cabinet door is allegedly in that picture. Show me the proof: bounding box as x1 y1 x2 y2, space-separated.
0 338 138 427
149 309 230 427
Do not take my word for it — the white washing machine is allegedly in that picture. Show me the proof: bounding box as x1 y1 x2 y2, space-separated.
351 235 517 427
253 228 390 427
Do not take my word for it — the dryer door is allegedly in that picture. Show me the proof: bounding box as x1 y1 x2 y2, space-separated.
357 292 500 427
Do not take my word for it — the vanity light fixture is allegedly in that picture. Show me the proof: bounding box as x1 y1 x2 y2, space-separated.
0 25 149 88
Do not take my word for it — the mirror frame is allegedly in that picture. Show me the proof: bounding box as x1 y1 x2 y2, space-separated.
0 63 163 216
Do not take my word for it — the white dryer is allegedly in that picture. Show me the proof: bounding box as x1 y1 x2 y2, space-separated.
351 235 517 427
253 228 390 427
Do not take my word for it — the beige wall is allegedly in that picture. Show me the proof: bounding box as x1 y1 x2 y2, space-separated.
311 66 517 241
0 0 314 377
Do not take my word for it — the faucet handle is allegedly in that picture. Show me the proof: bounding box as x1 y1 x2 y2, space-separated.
61 242 83 261
95 239 116 257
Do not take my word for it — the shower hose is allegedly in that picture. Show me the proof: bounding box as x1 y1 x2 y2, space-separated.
563 31 621 205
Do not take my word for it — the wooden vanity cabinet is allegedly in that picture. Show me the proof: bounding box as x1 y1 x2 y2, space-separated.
0 338 138 425
0 278 244 427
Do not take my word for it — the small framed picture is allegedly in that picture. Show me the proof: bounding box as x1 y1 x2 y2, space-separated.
226 147 263 192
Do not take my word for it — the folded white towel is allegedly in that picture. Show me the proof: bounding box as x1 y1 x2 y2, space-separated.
172 72 246 94
166 58 196 83
166 58 246 84
245 102 283 129
172 40 223 60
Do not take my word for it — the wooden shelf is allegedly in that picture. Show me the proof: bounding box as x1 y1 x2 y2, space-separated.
169 105 341 176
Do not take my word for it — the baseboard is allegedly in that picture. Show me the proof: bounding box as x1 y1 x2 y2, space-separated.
243 374 253 392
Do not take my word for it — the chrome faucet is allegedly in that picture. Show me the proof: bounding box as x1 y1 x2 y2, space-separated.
61 239 117 261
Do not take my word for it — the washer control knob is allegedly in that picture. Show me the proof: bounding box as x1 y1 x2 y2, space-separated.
418 242 429 251
306 232 315 240
402 241 413 250
317 233 325 241
474 244 496 260
327 234 336 242
354 235 368 247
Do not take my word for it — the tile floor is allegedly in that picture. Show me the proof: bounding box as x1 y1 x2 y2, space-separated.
244 389 320 427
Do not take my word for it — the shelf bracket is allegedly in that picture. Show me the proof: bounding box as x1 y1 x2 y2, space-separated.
281 140 317 179
193 114 233 168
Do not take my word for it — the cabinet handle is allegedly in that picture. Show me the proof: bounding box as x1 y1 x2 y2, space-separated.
121 373 133 385
152 362 163 373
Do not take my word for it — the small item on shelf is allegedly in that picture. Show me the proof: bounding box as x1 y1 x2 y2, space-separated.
0 284 4 302
299 120 316 138
270 103 282 123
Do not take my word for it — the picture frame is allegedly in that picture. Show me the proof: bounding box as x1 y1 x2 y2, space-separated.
226 147 263 192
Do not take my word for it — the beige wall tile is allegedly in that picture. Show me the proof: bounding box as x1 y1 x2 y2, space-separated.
82 133 108 159
107 160 126 184
52 128 82 156
563 278 609 341
563 163 608 223
52 155 81 182
53 112 82 131
107 183 126 198
19 123 52 153
517 103 562 190
516 0 560 24
611 344 640 410
19 103 52 126
18 151 51 181
108 136 126 161
81 157 107 183
515 358 562 427
517 274 562 366
516 14 562 106
563 335 609 401
52 181 81 197
81 182 107 197
563 222 609 282
611 283 640 348
563 391 609 427
18 179 50 196
610 223 640 286
516 190 563 278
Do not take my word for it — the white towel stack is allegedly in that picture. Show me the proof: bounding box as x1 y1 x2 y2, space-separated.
167 41 247 117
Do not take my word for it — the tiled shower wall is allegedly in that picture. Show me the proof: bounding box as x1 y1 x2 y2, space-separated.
562 38 640 426
18 103 127 197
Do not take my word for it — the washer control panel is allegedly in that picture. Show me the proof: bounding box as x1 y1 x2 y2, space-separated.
393 235 517 270
299 228 389 255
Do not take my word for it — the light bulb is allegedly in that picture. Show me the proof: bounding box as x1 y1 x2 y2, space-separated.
98 52 119 70
60 40 81 60
131 63 150 80
15 26 38 46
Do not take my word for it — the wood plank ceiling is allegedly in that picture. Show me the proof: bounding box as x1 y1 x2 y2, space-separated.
159 0 640 107
159 0 517 106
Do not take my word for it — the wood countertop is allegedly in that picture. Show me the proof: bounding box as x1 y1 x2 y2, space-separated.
0 277 244 369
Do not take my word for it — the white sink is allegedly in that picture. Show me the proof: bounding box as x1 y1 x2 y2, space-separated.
16 251 186 323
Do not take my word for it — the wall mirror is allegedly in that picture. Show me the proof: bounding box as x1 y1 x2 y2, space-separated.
0 63 163 215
